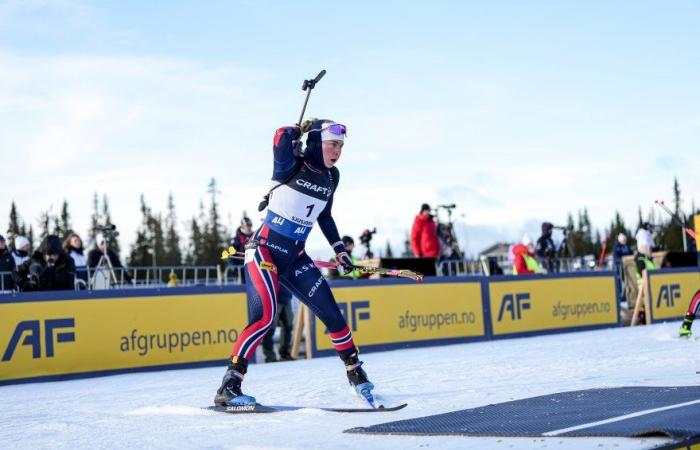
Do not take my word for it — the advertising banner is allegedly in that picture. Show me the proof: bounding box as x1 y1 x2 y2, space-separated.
1 289 247 384
648 269 700 321
313 281 486 354
488 274 618 337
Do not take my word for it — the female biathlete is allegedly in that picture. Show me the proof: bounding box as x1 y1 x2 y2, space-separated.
215 119 372 406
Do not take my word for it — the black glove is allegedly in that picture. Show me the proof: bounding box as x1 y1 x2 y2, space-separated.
332 241 354 275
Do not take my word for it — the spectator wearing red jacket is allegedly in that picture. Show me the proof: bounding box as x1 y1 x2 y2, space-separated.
512 234 542 275
410 204 440 258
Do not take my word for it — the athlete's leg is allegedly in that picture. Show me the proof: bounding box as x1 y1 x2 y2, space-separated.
277 287 294 358
215 245 279 405
261 311 280 362
680 289 700 337
281 253 373 393
281 257 355 355
232 245 280 362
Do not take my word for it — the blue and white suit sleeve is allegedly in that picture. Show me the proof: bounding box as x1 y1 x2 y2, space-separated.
272 126 302 181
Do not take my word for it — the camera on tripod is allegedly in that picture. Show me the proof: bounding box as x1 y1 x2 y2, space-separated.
97 224 119 241
360 228 376 246
359 228 377 259
552 225 574 232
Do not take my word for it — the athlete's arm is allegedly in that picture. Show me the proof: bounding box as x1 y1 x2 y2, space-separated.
318 167 343 250
318 195 342 248
272 126 302 181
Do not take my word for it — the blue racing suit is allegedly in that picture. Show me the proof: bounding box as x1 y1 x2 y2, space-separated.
230 124 356 362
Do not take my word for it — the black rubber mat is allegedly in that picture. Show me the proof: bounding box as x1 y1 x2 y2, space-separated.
345 386 700 439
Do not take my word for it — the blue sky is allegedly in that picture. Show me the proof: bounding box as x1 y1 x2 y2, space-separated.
1 0 698 258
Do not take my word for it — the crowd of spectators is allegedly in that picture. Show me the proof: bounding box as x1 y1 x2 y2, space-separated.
0 232 129 292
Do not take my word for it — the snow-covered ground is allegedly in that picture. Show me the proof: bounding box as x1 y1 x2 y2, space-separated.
1 321 698 450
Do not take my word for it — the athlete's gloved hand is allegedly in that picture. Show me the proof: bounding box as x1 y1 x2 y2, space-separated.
300 118 317 134
332 241 354 275
273 125 304 159
336 252 354 275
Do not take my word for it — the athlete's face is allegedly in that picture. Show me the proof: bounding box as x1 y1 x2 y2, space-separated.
322 140 343 168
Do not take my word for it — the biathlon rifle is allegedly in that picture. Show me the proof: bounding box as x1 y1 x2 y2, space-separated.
221 247 424 282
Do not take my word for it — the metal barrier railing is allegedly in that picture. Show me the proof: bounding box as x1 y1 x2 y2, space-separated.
0 265 246 293
0 255 618 294
0 270 13 293
436 259 484 276
438 255 615 277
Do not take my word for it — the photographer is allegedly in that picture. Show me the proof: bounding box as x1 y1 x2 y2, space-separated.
536 222 559 273
410 204 440 258
15 235 75 291
358 228 376 259
88 232 132 283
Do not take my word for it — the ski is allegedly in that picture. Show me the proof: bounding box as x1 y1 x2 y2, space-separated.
206 402 407 414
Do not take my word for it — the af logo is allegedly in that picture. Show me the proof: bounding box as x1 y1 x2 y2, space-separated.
498 293 531 321
656 284 681 308
2 318 76 361
327 301 370 332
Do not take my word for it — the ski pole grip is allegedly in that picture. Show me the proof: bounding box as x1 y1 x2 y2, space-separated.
302 69 326 91
313 69 326 84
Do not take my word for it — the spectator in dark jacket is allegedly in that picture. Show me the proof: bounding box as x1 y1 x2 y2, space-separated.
536 222 559 273
410 204 440 258
226 216 254 283
0 234 16 291
15 235 75 291
612 233 633 263
613 233 634 303
87 233 132 283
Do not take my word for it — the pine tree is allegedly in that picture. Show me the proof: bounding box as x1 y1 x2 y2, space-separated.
200 178 224 265
7 202 23 244
586 209 595 254
385 240 394 258
658 178 684 251
102 194 121 254
128 195 153 266
52 216 61 237
163 193 182 266
593 229 603 261
149 212 166 267
402 232 412 257
185 216 204 265
59 200 72 237
38 211 51 241
89 192 101 243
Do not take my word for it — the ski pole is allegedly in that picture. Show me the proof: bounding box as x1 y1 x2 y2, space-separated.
256 69 327 213
297 69 326 126
655 200 697 241
221 247 424 282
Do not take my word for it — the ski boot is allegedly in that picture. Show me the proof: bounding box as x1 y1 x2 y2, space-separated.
680 314 694 338
214 356 256 406
341 351 375 406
